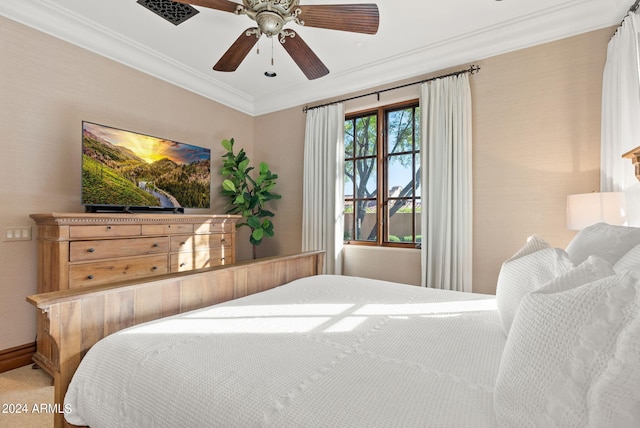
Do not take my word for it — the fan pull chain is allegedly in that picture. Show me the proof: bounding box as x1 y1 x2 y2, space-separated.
271 37 274 66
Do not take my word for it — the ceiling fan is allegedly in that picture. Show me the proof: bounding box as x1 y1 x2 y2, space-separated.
174 0 379 80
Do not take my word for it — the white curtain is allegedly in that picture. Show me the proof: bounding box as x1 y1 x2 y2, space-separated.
601 11 640 192
420 74 473 292
302 103 345 274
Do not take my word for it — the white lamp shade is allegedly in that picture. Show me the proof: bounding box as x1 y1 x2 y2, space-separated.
566 192 627 230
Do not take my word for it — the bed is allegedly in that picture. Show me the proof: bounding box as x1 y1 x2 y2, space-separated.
64 274 504 428
28 223 640 427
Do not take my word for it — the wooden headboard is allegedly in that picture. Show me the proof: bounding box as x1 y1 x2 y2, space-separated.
27 251 324 428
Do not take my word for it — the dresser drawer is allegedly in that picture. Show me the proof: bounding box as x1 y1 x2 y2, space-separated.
141 224 193 235
70 237 170 261
68 255 168 288
69 225 141 239
170 248 227 272
170 234 232 252
194 222 235 234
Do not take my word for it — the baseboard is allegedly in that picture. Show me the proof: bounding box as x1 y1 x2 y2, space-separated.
0 342 36 373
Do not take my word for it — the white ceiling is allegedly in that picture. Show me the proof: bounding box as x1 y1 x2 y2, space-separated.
0 0 630 116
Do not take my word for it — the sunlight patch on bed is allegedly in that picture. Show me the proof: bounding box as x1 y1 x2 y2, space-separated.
353 299 497 316
122 316 333 334
182 303 355 318
322 316 367 332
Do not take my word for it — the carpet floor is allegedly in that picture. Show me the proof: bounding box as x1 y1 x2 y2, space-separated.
0 365 54 428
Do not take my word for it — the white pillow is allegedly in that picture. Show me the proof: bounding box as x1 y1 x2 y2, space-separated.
508 234 550 259
565 222 640 266
542 255 615 294
614 243 640 274
588 309 640 427
495 237 573 336
495 264 638 428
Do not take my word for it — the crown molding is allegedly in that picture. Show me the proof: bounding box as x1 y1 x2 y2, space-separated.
1 0 624 117
253 0 622 115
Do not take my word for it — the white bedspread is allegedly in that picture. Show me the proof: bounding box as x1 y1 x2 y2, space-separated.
64 275 506 427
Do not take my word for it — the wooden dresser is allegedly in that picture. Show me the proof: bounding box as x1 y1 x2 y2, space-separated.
30 213 241 293
29 212 241 379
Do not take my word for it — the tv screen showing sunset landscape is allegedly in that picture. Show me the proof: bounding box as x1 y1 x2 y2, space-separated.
81 121 211 209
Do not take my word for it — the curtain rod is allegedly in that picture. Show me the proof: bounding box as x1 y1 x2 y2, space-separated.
302 64 481 113
619 0 640 26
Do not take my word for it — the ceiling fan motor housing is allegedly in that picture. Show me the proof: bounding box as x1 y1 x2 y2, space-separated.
243 0 300 15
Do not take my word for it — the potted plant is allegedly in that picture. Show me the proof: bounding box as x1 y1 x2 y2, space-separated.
220 138 281 259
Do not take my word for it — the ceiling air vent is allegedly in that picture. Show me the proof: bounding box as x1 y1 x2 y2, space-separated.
137 0 199 26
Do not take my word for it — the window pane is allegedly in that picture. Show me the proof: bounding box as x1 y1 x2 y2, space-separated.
415 207 422 244
415 107 421 152
387 108 415 154
387 201 414 243
343 206 354 241
354 201 377 241
355 158 377 198
355 116 377 157
344 121 354 158
387 154 414 198
415 153 421 197
344 161 354 196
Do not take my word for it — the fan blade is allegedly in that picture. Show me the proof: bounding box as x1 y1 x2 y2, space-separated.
213 29 260 72
173 0 240 13
296 4 379 35
280 30 329 80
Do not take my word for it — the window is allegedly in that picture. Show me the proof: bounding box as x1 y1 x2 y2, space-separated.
343 100 421 247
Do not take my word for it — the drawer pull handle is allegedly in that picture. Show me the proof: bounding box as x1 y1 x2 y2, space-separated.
180 263 186 267
180 242 186 246
220 239 226 243
153 243 159 247
106 226 111 230
87 275 94 280
221 257 225 262
152 266 158 271
87 248 95 253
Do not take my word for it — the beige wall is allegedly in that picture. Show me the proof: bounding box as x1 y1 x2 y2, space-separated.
471 28 612 294
0 16 255 350
256 26 614 293
252 106 307 258
0 14 614 351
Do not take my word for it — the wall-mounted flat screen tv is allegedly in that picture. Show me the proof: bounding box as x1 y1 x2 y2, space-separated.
82 121 211 212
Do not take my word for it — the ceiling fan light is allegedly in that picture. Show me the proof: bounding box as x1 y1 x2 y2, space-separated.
256 11 285 36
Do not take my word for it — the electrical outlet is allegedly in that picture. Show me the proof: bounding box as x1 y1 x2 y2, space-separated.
3 226 32 241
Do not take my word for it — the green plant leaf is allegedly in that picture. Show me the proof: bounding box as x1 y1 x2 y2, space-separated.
239 159 250 174
222 179 236 192
252 228 264 241
259 162 269 174
221 139 233 152
247 216 261 228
